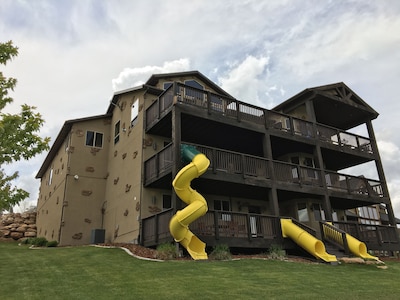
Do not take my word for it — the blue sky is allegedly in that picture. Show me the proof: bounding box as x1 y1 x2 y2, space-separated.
1 0 400 217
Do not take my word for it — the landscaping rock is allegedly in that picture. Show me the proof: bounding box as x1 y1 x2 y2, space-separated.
0 213 37 241
24 231 36 237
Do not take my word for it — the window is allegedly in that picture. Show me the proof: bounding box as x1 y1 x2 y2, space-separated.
303 157 317 179
184 80 203 90
64 134 70 151
85 131 103 148
163 82 173 90
163 195 172 210
214 199 231 221
357 206 380 226
297 203 309 222
214 199 230 211
131 99 139 127
48 167 53 185
114 121 120 144
312 203 326 221
184 80 204 99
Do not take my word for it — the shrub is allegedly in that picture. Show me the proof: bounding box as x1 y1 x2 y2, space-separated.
268 244 286 260
29 237 48 247
156 243 178 260
209 244 231 260
46 240 58 247
21 238 32 245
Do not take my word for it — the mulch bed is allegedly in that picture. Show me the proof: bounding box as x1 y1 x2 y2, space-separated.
98 243 317 263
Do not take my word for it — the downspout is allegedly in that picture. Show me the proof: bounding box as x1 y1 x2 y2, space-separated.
59 133 72 245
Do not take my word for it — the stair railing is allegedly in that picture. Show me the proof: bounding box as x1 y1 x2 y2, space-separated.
320 222 350 255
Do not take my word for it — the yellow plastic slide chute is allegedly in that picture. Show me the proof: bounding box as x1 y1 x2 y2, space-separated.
346 234 379 260
169 145 210 260
281 219 338 263
323 222 379 261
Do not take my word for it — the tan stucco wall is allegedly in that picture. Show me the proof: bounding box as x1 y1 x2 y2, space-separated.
103 92 147 243
36 134 70 242
37 117 111 245
60 118 111 245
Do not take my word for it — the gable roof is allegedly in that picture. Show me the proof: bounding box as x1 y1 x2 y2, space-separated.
273 82 379 129
106 71 233 114
145 70 233 97
35 114 111 179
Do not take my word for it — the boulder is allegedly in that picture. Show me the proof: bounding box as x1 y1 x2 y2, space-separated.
0 230 10 237
16 225 28 233
10 232 24 240
24 231 36 238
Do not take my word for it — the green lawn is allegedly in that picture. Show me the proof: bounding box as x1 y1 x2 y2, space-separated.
1 242 399 300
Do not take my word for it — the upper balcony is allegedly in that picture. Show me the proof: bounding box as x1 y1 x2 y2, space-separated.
144 143 385 200
145 83 374 156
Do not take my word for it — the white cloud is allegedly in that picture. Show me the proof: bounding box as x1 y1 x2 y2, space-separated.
111 58 191 92
387 180 400 219
378 140 400 162
218 55 270 106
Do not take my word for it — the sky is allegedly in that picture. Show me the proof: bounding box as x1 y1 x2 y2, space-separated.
1 0 400 217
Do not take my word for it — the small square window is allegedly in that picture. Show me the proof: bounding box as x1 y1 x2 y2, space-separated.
86 131 103 148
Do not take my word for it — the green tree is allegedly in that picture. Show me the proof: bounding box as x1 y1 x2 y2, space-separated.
0 41 50 211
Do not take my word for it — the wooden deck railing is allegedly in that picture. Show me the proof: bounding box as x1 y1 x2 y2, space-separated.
332 221 399 249
320 222 350 254
144 143 173 185
190 210 282 240
145 82 374 155
141 208 174 247
144 143 384 197
141 209 282 247
325 171 384 197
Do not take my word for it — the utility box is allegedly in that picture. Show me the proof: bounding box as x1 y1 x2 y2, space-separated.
91 229 105 244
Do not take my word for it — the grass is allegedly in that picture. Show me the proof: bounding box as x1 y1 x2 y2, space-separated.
1 241 400 300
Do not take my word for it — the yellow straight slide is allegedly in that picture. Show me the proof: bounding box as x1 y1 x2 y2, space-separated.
281 219 337 263
345 234 379 260
169 145 210 260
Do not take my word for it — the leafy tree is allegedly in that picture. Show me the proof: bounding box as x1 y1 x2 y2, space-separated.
0 41 50 212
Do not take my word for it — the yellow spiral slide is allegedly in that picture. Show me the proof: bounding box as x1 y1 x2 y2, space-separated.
169 145 210 260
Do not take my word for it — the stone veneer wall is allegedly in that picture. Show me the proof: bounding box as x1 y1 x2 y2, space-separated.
0 212 37 240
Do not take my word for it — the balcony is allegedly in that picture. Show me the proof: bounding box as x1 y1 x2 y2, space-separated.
141 209 398 251
144 143 385 198
141 209 283 248
145 83 374 155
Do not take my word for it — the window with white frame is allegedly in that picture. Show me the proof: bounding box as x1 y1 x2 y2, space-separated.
48 167 53 185
85 131 103 148
114 121 120 144
357 206 380 225
131 99 139 127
